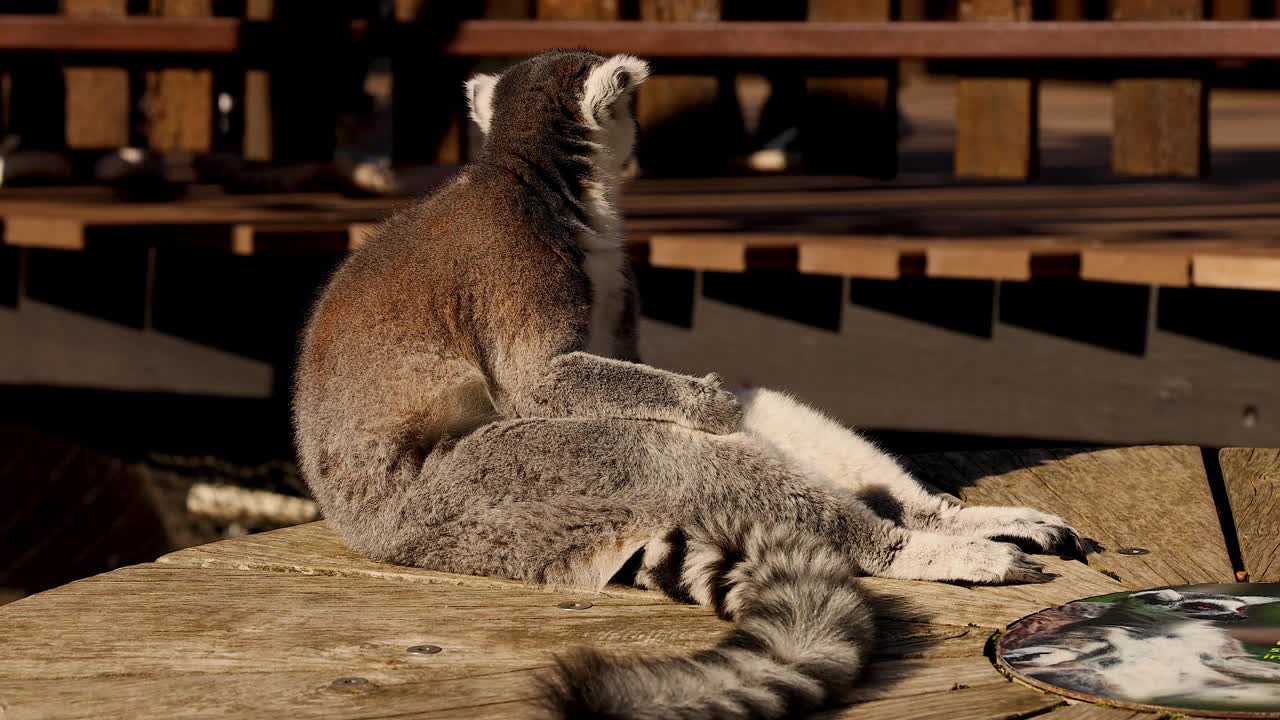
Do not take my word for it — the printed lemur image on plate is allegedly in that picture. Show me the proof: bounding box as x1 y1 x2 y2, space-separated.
998 584 1280 717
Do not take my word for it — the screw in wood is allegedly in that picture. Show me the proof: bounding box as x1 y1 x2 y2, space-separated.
407 644 442 655
1116 547 1150 556
332 677 369 687
559 601 593 610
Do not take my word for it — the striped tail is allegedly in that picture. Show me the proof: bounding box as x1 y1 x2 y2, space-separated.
539 520 874 719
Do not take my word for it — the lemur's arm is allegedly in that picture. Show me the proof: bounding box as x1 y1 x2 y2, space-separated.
493 351 742 435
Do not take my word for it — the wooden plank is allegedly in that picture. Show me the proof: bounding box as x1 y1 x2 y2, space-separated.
798 238 926 279
61 0 130 150
954 0 1036 180
1034 703 1149 720
536 0 617 17
143 0 214 153
648 233 798 272
803 0 897 178
9 18 1280 60
1220 448 1280 582
834 682 1063 720
1193 247 1280 291
0 14 239 54
1052 1 1087 21
242 0 273 161
902 447 1236 589
1079 242 1198 286
1111 0 1206 178
436 20 1280 60
925 237 1082 281
3 216 85 250
634 0 721 175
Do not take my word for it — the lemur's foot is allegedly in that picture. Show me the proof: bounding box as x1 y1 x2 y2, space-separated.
953 506 1102 561
681 372 743 435
881 532 1055 585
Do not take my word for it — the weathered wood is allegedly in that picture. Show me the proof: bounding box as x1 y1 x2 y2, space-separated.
142 0 214 153
1220 448 1280 582
60 0 130 150
902 447 1236 588
803 0 896 178
1111 0 1206 177
954 0 1037 180
834 682 1063 720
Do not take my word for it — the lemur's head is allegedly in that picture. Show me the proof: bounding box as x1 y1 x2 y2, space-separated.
464 50 650 173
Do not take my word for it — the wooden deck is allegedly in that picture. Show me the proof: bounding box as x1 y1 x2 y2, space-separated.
1 446 1276 719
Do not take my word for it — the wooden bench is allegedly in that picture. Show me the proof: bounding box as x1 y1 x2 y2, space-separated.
1 445 1275 718
5 178 1280 291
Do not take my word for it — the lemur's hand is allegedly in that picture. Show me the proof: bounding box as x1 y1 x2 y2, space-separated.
681 372 743 435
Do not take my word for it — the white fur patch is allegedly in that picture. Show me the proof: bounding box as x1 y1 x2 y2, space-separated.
579 54 650 131
464 73 499 134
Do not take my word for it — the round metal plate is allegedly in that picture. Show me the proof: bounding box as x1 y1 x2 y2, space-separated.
996 582 1280 719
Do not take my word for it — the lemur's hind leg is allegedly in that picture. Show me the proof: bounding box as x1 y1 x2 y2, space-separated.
387 416 1054 590
734 388 1097 560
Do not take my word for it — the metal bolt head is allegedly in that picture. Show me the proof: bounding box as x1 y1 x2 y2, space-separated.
559 600 593 610
1117 547 1150 556
407 644 442 655
332 677 368 687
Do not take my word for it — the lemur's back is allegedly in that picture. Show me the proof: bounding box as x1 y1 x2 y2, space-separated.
295 166 595 549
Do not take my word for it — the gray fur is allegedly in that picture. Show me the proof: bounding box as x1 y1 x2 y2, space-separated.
293 50 1094 719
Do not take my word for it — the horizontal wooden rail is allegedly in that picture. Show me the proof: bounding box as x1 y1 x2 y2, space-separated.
5 17 1280 60
0 15 239 54
443 20 1280 60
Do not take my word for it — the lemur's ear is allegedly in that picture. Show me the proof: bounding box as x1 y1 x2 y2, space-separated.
464 73 500 134
580 55 650 129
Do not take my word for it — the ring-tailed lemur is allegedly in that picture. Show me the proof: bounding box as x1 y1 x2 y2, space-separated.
293 50 1096 720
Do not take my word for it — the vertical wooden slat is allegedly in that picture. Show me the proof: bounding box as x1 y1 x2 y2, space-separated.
143 0 213 154
393 0 463 166
61 0 129 149
536 0 618 16
242 0 273 161
1111 0 1206 177
804 0 896 178
1053 0 1087 19
954 0 1037 179
1212 0 1252 19
636 0 722 175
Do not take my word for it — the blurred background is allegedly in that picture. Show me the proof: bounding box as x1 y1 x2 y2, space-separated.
3 0 1279 604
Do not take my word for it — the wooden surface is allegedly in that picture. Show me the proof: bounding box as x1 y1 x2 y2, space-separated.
903 447 1236 589
4 177 1280 291
1220 448 1280 582
9 17 1280 60
143 0 214 153
954 0 1036 180
804 0 897 178
1111 0 1206 177
61 0 130 150
0 446 1264 719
